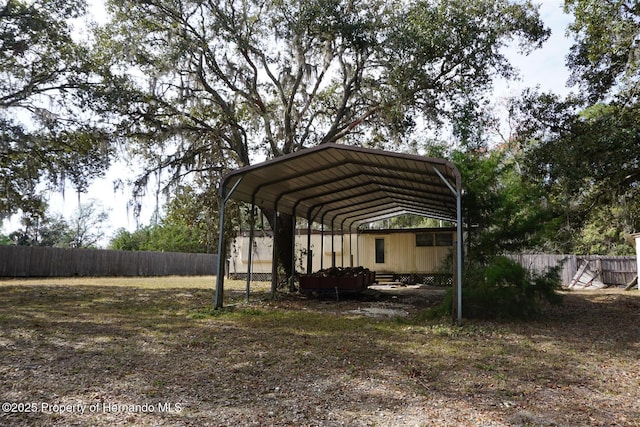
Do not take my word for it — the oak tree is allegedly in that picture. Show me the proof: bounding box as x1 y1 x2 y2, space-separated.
0 0 112 220
93 0 549 274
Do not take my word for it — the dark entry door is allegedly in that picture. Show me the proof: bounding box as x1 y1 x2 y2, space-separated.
375 238 385 264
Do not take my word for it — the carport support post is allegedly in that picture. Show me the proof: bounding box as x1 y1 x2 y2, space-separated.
434 166 463 324
340 220 346 267
290 215 296 292
349 225 354 267
331 220 336 267
320 213 326 270
271 209 278 298
356 226 360 266
455 183 463 324
214 204 227 308
306 219 313 274
215 177 243 309
246 201 256 302
320 224 324 269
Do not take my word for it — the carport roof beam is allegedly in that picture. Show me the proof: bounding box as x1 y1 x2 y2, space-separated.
219 143 460 227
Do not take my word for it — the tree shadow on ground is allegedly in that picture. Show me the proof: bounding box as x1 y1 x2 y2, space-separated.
0 284 638 426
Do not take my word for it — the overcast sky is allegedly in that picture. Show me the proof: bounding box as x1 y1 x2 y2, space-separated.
496 0 574 98
3 0 576 246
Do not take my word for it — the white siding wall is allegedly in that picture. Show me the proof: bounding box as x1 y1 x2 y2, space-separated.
229 230 453 274
357 233 451 273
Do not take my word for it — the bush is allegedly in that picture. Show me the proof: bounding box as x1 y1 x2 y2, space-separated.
464 256 563 319
426 256 563 321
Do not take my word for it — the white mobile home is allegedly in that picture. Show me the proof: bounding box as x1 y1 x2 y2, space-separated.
229 227 455 280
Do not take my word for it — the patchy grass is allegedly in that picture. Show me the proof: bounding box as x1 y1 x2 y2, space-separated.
0 278 638 426
0 275 255 290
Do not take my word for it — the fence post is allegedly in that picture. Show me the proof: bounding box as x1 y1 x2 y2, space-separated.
634 234 640 290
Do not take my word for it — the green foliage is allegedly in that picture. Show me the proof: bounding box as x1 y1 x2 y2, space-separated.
109 227 146 251
109 184 234 254
91 0 549 274
426 146 566 319
512 2 640 252
364 215 452 230
163 185 235 253
109 224 205 253
143 223 207 253
461 256 563 320
381 0 550 126
409 292 453 322
6 201 109 248
517 92 640 252
564 0 639 101
0 0 113 217
574 204 637 255
412 255 564 321
8 213 71 247
452 148 557 260
558 102 640 209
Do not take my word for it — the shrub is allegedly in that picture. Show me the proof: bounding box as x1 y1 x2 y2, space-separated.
426 256 563 321
465 256 563 319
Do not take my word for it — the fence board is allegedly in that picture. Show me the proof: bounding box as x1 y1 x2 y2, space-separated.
2 246 632 283
0 246 218 277
509 254 636 287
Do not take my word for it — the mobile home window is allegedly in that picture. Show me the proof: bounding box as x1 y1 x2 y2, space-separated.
435 233 453 247
375 238 385 263
416 233 434 247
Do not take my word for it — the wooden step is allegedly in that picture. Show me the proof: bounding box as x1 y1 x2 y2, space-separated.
375 273 395 283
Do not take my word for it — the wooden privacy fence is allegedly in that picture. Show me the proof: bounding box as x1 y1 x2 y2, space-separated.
510 254 637 287
0 246 218 277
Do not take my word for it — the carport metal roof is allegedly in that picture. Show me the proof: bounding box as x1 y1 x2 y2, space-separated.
214 143 463 322
218 143 461 227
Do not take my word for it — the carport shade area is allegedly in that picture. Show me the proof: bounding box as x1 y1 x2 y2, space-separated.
214 143 464 321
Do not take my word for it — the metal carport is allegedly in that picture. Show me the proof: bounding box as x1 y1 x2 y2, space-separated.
214 143 464 322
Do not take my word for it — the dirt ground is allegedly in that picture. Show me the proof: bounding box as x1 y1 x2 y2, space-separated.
0 278 638 426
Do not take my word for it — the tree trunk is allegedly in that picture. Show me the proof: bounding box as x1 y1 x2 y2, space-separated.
261 208 294 280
